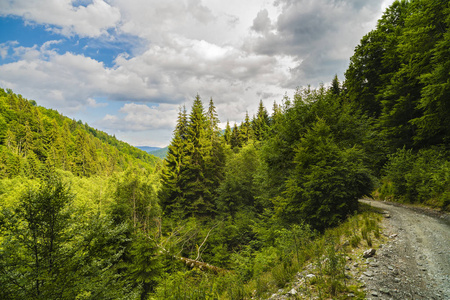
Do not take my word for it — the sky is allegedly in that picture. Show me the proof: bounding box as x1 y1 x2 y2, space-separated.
0 0 395 147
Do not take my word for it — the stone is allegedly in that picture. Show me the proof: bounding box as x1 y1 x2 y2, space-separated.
363 271 374 277
363 248 376 258
288 288 297 295
305 274 316 279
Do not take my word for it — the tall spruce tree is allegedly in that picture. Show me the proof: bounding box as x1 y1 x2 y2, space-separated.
182 95 214 216
205 98 226 206
230 123 242 149
223 120 232 145
253 100 270 141
159 106 188 216
239 112 253 144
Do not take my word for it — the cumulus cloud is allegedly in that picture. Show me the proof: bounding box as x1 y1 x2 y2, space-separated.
0 0 395 145
0 0 120 37
0 41 19 59
100 103 178 131
251 9 272 34
0 37 292 119
246 0 391 85
87 97 108 108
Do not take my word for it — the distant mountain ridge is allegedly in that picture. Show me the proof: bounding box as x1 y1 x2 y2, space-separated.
137 146 168 159
136 146 162 152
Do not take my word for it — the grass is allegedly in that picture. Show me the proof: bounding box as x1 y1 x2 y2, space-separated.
248 203 384 299
151 203 385 299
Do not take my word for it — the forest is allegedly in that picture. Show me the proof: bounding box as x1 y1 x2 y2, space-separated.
0 0 449 299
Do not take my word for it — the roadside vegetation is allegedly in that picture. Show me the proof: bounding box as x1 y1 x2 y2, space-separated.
0 0 449 298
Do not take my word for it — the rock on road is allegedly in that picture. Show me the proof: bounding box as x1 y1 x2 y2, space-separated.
360 199 450 299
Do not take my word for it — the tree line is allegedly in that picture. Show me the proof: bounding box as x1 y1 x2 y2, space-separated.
0 88 158 178
0 0 449 298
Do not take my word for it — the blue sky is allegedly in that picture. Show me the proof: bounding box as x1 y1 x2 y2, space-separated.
0 0 394 147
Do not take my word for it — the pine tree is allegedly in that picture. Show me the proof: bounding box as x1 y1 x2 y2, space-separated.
159 106 189 216
205 98 226 207
207 98 220 139
330 74 341 96
239 112 253 144
230 123 242 149
223 120 232 145
272 101 282 127
182 95 214 216
253 100 270 141
411 2 450 147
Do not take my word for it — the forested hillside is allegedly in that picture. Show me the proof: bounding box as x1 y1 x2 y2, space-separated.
345 0 450 209
0 87 159 178
0 0 449 299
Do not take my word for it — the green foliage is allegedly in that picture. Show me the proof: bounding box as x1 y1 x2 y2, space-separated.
0 88 158 179
345 0 450 151
281 119 373 230
128 231 162 299
159 96 226 218
275 223 314 265
111 167 160 231
0 177 134 299
2 2 449 297
252 100 270 141
216 143 260 215
380 147 450 209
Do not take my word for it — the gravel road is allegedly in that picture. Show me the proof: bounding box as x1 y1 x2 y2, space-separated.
359 200 450 299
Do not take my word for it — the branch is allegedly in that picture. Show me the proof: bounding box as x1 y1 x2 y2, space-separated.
195 223 219 261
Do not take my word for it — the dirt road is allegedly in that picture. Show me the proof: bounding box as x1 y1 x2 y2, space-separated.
359 200 450 299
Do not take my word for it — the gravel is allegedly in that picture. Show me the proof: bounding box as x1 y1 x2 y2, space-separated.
359 200 450 300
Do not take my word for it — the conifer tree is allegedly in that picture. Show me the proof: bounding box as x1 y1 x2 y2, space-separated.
205 98 226 205
207 98 220 139
239 112 253 144
253 100 270 141
330 74 341 96
223 121 232 145
230 123 242 149
182 95 214 216
159 106 188 216
272 101 282 127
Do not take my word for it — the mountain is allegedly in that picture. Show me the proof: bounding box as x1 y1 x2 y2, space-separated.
137 146 168 159
136 146 161 152
0 88 159 178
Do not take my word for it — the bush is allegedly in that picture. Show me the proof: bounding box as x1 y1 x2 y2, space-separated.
381 147 450 209
281 119 374 231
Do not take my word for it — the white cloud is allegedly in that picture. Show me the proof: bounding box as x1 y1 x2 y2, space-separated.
0 0 121 37
87 97 108 108
251 9 272 34
246 0 393 85
0 0 396 146
100 103 178 131
0 41 18 59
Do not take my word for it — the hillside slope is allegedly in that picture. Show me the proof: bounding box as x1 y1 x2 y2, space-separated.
0 88 159 178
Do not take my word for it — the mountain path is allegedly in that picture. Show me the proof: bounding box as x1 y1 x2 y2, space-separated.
359 199 450 299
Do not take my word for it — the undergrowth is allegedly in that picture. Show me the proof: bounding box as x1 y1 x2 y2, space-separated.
152 203 383 299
